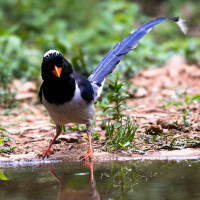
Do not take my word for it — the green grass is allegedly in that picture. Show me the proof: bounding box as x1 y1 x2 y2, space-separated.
0 133 16 154
105 115 138 150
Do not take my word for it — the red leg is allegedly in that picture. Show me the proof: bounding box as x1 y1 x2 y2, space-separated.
80 134 93 160
38 134 60 158
38 125 62 159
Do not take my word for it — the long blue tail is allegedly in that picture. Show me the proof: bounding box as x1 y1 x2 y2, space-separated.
88 17 187 86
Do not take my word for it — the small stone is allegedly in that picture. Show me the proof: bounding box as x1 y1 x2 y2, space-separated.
78 139 86 144
145 125 163 135
195 126 200 132
157 119 179 130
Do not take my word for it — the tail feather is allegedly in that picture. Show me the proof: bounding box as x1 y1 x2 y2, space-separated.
88 17 187 87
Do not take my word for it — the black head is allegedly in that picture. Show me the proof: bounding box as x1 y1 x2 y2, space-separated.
41 50 73 80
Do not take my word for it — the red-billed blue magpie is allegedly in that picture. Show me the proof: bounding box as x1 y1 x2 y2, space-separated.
38 17 187 159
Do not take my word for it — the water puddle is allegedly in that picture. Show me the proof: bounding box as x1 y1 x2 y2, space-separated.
0 159 200 200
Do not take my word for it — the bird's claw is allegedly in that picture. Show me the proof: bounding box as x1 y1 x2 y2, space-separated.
38 149 54 159
79 149 93 161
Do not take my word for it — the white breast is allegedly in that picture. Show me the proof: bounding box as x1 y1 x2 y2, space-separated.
42 84 95 126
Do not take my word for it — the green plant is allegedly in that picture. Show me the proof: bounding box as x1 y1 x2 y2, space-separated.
66 124 86 132
162 89 200 111
92 130 101 140
0 170 8 180
185 94 200 105
0 134 16 153
105 115 138 150
0 145 16 154
103 73 138 150
103 73 129 122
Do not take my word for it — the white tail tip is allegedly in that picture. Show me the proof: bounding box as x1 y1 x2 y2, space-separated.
176 18 188 34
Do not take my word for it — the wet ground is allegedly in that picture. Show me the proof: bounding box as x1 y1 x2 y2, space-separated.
0 159 200 200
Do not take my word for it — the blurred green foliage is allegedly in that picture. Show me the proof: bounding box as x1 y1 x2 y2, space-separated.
0 0 199 107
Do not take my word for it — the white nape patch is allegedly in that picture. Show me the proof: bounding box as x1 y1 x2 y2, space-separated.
176 18 188 34
44 50 60 58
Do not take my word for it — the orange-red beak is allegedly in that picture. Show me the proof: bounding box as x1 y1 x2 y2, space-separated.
52 65 62 78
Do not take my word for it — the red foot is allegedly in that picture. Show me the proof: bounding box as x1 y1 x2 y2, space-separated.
38 149 54 159
80 149 93 160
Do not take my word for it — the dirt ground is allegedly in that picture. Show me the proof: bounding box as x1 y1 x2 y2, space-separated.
0 55 200 165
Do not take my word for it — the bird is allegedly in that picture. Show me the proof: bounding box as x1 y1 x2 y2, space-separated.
38 17 187 159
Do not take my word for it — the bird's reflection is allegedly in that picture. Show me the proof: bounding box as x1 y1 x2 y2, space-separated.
48 161 101 200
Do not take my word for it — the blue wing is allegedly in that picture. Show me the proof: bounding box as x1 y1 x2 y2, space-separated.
88 17 186 86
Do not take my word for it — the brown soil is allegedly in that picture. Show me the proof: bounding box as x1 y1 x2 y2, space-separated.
0 56 200 165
